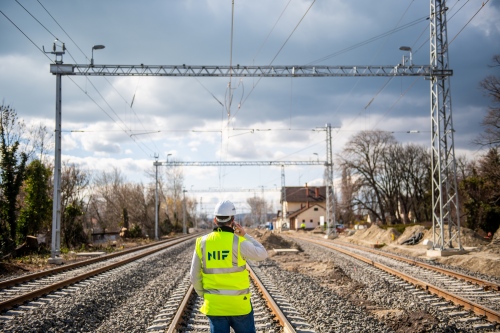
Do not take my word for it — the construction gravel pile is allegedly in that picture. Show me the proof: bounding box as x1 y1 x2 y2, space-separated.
0 241 194 333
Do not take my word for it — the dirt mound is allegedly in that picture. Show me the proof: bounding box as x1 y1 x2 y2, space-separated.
249 229 302 251
347 224 400 245
397 225 427 245
493 228 500 241
420 226 489 248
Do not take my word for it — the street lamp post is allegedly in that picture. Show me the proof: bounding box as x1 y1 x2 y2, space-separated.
399 46 413 66
91 45 105 66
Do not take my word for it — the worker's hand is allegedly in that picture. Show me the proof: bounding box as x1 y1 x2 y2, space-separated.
233 222 246 236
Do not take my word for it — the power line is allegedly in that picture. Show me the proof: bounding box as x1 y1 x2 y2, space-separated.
251 0 292 63
236 0 316 115
30 0 161 156
35 0 89 62
307 16 429 65
0 10 52 61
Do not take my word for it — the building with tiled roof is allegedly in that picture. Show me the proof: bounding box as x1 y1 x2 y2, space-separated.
277 184 326 231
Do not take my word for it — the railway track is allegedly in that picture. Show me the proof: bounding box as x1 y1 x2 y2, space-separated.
2 234 318 332
0 234 199 315
146 263 316 333
290 235 500 329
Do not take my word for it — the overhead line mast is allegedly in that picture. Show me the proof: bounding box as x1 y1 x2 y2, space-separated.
48 0 459 262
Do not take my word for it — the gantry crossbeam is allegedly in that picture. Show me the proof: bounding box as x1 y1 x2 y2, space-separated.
188 188 281 193
50 64 450 78
156 161 324 167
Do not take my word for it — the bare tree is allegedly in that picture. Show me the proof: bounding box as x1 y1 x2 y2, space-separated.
476 55 500 147
339 166 355 225
165 161 185 228
338 130 397 224
395 144 431 223
91 167 127 233
60 162 91 247
247 196 267 227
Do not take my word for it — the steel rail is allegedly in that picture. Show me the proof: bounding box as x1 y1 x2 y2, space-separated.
0 235 194 290
0 234 198 312
247 264 296 333
334 240 500 291
166 285 194 333
295 236 500 323
166 265 297 332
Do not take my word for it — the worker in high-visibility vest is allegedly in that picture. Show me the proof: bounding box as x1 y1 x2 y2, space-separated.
190 200 268 333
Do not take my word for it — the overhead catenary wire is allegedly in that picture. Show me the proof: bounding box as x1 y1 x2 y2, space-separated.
35 0 89 63
28 0 162 156
66 76 154 156
233 0 316 119
328 0 482 144
448 0 489 47
251 0 293 64
307 16 429 65
3 1 488 174
0 9 54 63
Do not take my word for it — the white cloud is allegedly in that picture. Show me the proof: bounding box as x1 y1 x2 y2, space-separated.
1 0 497 192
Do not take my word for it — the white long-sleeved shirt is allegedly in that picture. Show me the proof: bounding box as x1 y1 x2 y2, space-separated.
190 229 268 297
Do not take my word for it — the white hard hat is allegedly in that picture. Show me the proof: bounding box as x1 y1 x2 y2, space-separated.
214 200 236 222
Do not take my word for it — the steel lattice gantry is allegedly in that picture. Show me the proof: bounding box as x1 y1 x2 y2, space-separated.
158 161 324 167
429 0 461 251
47 0 459 260
51 63 444 77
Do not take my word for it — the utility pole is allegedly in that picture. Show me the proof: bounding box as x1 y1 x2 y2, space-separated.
182 188 187 234
261 185 265 225
281 165 287 231
154 154 160 240
45 41 66 265
324 123 336 238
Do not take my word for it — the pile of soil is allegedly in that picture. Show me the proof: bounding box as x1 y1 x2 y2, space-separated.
347 224 491 248
420 226 490 248
484 229 500 255
396 225 427 245
346 224 400 245
249 229 302 251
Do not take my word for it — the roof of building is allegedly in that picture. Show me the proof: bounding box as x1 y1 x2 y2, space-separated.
284 186 326 203
287 203 326 219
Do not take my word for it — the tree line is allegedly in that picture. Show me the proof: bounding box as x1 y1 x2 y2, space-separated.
0 107 198 257
336 55 500 235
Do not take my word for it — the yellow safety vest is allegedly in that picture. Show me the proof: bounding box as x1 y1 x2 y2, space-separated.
195 230 251 316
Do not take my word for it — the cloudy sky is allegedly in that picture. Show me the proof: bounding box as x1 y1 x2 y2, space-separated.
1 0 499 215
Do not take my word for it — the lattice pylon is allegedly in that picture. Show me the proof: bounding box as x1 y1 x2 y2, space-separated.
429 0 462 250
